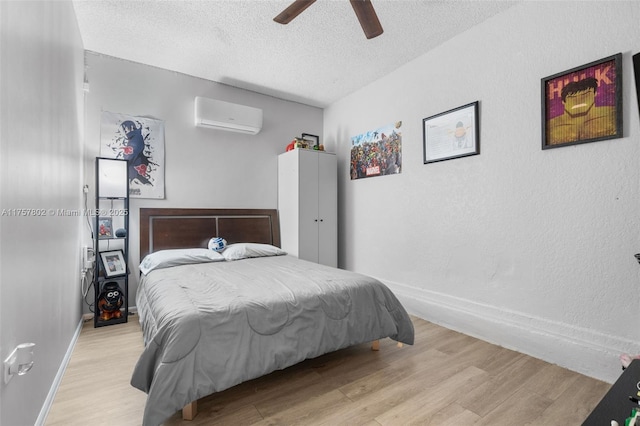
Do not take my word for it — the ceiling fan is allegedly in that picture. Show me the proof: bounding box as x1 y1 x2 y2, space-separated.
274 0 383 39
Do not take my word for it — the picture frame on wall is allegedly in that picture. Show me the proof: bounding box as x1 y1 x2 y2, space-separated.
633 52 640 123
99 249 127 278
541 53 622 149
423 101 479 164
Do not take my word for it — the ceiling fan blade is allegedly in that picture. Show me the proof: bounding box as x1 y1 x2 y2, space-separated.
274 0 317 25
350 0 383 39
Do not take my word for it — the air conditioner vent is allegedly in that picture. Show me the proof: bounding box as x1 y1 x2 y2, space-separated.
194 97 262 135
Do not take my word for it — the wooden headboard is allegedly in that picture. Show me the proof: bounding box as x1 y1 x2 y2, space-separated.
139 208 281 262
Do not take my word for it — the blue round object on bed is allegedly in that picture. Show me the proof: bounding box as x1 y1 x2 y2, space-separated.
208 237 227 252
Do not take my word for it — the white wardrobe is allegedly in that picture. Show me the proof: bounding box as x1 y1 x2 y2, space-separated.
278 149 337 267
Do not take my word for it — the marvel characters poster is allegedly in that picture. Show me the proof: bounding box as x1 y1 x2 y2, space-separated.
100 111 165 199
542 53 622 149
350 121 402 180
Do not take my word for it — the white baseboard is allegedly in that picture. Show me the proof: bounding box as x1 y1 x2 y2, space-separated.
35 316 85 425
383 279 636 384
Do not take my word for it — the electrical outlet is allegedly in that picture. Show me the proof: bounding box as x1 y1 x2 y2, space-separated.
4 343 35 384
82 246 94 270
83 184 89 193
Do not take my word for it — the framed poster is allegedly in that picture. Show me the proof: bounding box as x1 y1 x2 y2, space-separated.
633 52 640 124
100 111 165 199
99 250 127 278
350 121 402 180
541 53 622 149
423 101 479 164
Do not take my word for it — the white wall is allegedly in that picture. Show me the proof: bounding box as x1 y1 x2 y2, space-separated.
0 1 85 425
324 1 640 383
83 52 323 308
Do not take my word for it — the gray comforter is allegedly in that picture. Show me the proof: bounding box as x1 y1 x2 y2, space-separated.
131 255 414 425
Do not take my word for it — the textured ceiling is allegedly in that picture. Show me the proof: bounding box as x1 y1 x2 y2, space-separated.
72 0 517 108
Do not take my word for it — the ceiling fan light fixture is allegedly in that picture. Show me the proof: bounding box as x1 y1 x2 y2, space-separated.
273 0 317 25
350 0 383 39
273 0 383 39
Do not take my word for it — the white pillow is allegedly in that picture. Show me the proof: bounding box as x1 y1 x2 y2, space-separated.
222 243 287 261
139 248 224 275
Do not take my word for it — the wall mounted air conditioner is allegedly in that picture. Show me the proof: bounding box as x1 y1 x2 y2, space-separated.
194 96 263 135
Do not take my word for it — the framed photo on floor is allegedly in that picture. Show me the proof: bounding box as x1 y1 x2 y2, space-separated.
541 53 622 149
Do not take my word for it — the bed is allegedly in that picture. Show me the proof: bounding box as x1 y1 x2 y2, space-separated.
130 208 415 426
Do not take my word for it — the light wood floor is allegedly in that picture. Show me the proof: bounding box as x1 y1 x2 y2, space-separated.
46 315 611 425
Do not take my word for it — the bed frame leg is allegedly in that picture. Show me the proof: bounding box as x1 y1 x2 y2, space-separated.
371 340 380 351
183 401 198 421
